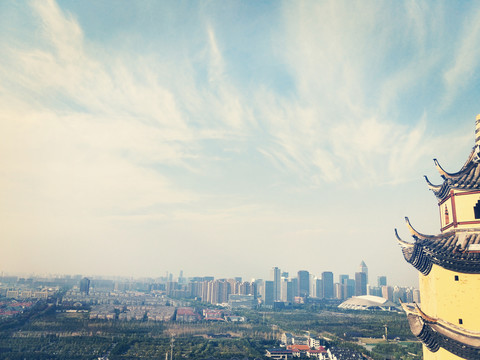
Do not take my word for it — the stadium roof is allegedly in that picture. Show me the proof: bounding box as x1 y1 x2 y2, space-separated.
338 295 398 311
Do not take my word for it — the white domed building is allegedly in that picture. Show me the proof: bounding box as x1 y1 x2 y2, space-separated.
338 295 398 311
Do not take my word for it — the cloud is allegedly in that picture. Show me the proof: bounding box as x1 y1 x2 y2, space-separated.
0 0 202 228
443 6 480 106
0 0 475 282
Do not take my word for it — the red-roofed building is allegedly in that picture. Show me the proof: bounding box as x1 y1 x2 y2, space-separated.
306 348 327 358
265 349 294 359
287 344 310 351
175 307 199 322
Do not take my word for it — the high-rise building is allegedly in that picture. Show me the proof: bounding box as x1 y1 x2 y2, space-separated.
79 277 90 295
321 271 334 299
334 283 343 299
339 275 350 300
396 115 480 359
315 278 323 298
359 260 368 284
297 270 310 298
271 267 281 301
290 277 299 297
339 274 349 285
381 285 393 301
280 277 289 302
286 280 293 303
354 272 367 296
263 280 274 306
309 274 316 297
367 285 382 297
345 279 355 298
377 275 387 287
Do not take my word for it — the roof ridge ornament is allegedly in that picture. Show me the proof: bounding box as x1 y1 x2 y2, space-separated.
476 114 480 146
405 217 433 239
474 145 480 163
474 114 480 162
433 158 449 179
414 302 438 323
394 229 414 246
424 175 441 190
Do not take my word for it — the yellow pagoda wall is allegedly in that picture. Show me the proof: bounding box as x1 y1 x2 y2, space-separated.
439 190 480 230
419 264 480 331
451 190 480 229
419 264 480 359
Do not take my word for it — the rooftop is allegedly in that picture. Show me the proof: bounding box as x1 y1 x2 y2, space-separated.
396 218 480 275
425 115 480 201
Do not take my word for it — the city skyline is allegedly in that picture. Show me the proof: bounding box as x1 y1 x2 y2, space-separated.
0 261 398 295
3 1 480 287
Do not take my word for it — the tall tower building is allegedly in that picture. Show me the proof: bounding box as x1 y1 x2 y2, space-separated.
79 277 90 295
263 280 274 307
271 267 281 301
377 275 387 287
321 271 334 299
396 115 480 359
297 270 310 298
354 272 367 296
359 260 368 284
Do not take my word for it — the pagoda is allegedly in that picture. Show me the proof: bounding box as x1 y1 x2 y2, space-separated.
396 115 480 360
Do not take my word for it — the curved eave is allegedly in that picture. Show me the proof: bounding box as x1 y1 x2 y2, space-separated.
434 158 475 179
396 222 480 274
397 237 480 275
424 175 442 191
428 182 480 202
403 304 480 357
404 217 434 240
394 229 414 248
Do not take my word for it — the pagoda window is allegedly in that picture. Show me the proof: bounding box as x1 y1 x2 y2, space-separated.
474 199 480 219
454 275 459 281
459 319 463 325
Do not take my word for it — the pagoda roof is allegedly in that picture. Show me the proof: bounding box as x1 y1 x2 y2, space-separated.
401 302 480 358
425 146 480 201
395 218 480 275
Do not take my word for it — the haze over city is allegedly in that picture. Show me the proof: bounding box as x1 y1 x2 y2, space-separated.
2 1 480 287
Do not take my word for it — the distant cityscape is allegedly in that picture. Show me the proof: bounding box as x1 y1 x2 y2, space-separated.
0 261 423 359
0 260 419 311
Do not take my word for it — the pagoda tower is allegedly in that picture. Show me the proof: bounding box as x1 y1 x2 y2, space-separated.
396 115 480 359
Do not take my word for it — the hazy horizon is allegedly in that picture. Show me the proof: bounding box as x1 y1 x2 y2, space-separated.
3 1 480 288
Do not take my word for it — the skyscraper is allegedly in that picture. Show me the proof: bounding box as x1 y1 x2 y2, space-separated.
321 271 334 299
377 275 387 287
271 267 281 301
263 280 274 306
80 277 90 295
359 260 368 284
339 274 349 285
345 279 355 298
297 270 310 298
290 277 299 297
396 115 480 359
355 272 367 296
315 278 323 298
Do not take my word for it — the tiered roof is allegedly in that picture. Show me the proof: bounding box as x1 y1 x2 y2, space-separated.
395 218 480 275
402 303 480 358
425 146 480 201
397 116 480 358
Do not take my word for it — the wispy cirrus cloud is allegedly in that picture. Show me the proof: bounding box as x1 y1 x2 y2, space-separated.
443 5 480 107
251 1 473 186
1 0 478 282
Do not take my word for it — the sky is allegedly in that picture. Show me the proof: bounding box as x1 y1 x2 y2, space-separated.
2 1 480 287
